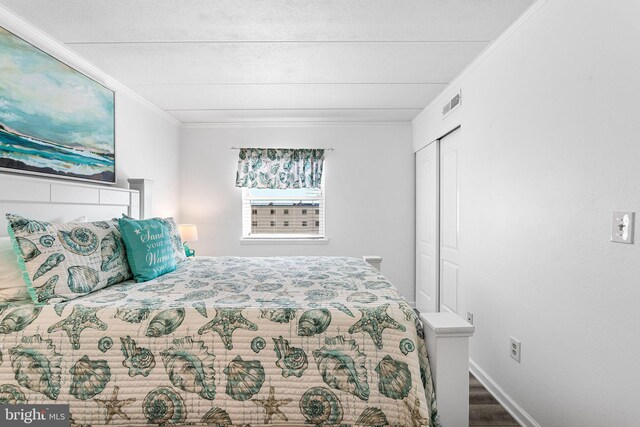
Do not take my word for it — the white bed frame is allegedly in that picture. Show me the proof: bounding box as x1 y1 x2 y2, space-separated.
0 173 474 427
420 312 475 427
0 174 140 237
364 256 475 427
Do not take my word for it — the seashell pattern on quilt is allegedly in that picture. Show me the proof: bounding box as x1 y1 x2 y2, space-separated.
0 256 440 426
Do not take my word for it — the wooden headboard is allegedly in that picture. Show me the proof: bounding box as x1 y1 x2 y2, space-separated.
0 174 140 237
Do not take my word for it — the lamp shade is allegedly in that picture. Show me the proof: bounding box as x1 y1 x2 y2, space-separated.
178 224 198 242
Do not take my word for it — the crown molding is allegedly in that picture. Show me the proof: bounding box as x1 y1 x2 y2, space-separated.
180 121 412 129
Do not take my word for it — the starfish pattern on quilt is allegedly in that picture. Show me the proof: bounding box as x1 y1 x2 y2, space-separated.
252 386 292 424
36 276 64 304
348 303 406 349
94 386 136 424
47 305 108 350
197 308 257 350
406 396 431 427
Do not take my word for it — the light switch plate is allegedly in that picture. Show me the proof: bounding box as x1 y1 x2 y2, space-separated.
611 212 634 244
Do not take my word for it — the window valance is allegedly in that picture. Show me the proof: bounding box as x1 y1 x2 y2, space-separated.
235 148 325 189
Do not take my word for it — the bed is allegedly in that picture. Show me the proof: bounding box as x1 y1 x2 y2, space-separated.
0 255 438 426
0 174 474 427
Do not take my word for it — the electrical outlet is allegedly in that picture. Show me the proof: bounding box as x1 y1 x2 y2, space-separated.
510 337 521 363
466 311 474 325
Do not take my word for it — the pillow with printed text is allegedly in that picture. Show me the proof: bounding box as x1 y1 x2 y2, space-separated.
118 217 177 282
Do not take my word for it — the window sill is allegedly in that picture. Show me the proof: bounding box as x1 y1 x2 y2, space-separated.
240 237 330 245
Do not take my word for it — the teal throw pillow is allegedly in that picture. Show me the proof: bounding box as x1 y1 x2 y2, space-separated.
118 218 177 282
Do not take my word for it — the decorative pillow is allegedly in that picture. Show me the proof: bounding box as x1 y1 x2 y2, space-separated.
2 217 90 302
158 217 188 264
6 213 132 304
120 215 187 264
118 217 177 282
0 237 30 302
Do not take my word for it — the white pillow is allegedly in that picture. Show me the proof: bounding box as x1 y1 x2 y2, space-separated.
0 237 30 302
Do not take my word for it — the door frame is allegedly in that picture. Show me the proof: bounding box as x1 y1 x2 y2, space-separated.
415 124 461 313
415 141 440 312
437 125 462 314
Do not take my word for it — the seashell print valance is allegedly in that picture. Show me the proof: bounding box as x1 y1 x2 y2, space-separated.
235 148 325 189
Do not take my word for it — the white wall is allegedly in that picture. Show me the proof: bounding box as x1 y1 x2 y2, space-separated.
114 93 180 219
0 7 181 220
180 124 416 301
413 0 640 426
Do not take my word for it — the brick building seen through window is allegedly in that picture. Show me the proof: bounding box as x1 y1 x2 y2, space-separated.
243 187 324 238
250 203 321 235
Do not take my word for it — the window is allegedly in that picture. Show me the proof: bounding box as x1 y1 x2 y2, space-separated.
242 185 325 239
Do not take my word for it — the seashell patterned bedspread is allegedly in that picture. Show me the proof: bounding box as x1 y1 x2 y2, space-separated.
0 256 440 426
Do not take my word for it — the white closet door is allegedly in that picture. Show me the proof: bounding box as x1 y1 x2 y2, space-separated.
439 129 461 314
415 143 438 312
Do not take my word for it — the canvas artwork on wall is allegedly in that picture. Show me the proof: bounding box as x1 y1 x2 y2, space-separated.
0 26 115 183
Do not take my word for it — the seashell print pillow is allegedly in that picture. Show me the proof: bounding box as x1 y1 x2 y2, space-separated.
6 213 132 304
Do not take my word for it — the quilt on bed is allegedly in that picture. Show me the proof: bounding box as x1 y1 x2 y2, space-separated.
0 256 439 426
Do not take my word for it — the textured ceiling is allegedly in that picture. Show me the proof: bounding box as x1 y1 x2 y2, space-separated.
0 0 534 123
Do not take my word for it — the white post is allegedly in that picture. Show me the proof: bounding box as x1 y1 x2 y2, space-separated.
363 255 382 271
128 178 153 219
420 312 475 427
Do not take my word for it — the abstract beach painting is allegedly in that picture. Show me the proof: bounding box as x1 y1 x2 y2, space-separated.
0 26 115 183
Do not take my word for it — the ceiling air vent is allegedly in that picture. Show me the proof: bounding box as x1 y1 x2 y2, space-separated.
442 90 462 117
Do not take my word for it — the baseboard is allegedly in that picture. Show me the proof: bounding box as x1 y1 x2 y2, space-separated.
469 359 541 427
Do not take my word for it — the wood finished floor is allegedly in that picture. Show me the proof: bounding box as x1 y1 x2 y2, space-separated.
470 373 520 426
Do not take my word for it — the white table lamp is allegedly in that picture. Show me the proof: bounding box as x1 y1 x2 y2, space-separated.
178 224 198 257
